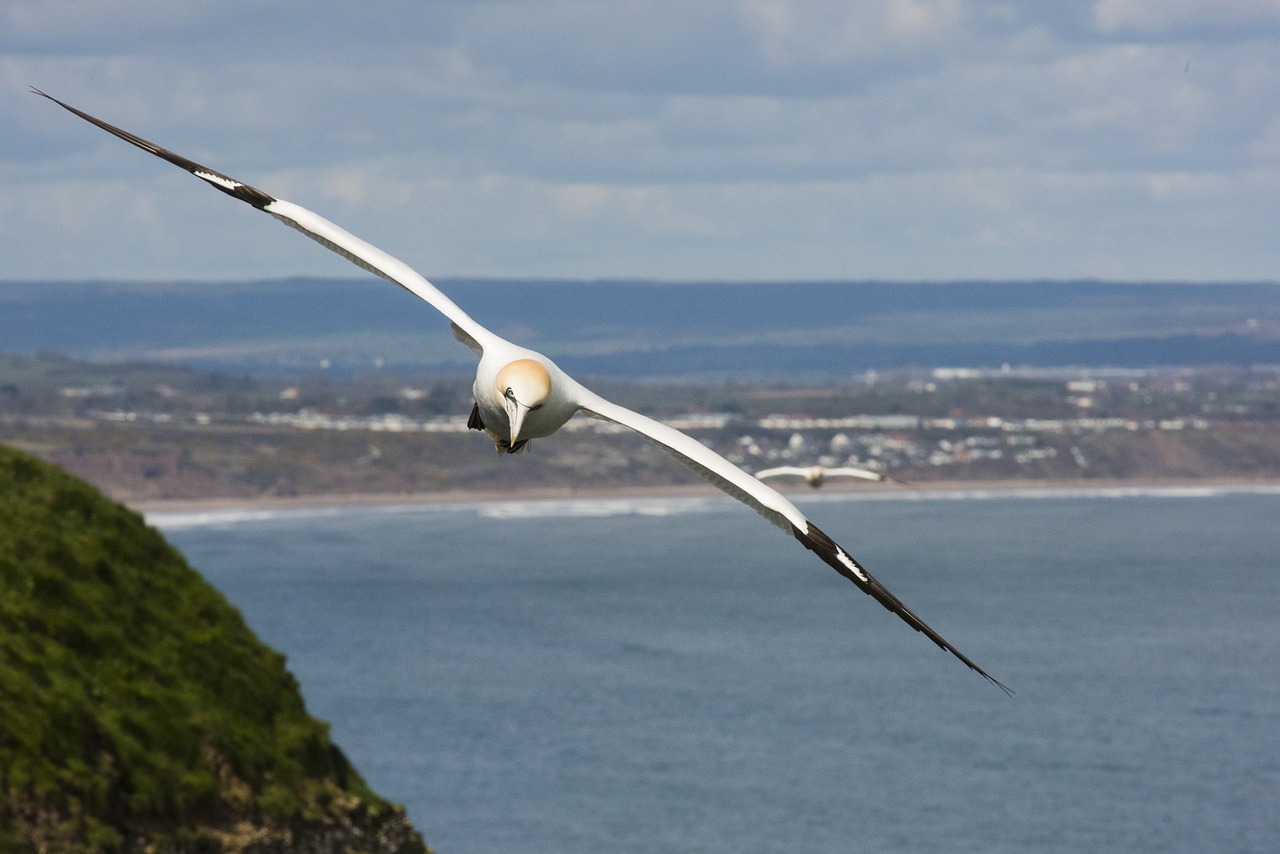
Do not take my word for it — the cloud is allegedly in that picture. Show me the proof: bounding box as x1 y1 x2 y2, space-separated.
739 0 967 69
1093 0 1280 36
5 1 1280 281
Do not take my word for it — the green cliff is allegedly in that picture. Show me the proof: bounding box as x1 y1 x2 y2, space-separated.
0 444 429 853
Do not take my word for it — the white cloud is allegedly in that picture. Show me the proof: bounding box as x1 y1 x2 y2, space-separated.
1093 0 1280 35
4 0 1280 282
739 0 967 69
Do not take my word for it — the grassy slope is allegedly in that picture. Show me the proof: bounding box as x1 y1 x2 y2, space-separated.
0 444 428 853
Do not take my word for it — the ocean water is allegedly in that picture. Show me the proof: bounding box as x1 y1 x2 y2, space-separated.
153 487 1280 854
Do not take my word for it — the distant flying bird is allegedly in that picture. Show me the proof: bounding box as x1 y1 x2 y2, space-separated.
755 465 904 488
37 89 1009 694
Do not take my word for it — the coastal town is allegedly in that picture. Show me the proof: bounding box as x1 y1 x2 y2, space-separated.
3 353 1276 504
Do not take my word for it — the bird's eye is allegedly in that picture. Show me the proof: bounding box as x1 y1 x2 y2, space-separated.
504 387 514 399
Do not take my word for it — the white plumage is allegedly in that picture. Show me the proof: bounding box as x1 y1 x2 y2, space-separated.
755 465 903 488
38 89 1008 694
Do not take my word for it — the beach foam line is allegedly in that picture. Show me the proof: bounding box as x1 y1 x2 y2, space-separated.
146 501 449 529
148 506 348 529
793 483 1280 507
146 482 1280 528
474 496 726 520
147 496 730 529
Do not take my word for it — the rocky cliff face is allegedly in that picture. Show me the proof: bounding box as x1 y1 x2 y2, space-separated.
0 443 429 853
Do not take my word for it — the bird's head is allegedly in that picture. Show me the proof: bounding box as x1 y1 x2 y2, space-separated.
495 358 552 446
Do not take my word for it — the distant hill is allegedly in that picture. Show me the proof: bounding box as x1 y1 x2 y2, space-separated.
0 444 429 853
2 277 1277 378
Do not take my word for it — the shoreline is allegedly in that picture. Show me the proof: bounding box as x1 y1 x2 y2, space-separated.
128 475 1280 515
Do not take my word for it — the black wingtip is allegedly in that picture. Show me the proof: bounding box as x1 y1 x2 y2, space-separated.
34 86 276 211
795 521 1013 695
981 669 1015 697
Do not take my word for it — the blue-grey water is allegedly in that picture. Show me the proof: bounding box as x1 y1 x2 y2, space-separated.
153 487 1280 854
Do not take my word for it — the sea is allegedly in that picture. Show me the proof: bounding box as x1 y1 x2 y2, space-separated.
150 486 1280 854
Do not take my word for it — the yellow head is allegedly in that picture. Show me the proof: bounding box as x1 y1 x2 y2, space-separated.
495 359 552 445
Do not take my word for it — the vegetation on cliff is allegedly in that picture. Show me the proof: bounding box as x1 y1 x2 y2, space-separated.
0 443 428 853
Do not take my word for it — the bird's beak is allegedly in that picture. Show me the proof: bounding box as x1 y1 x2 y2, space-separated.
505 397 530 447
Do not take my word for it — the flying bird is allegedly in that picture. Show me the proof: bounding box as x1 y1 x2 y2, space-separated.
755 465 904 488
37 89 1009 694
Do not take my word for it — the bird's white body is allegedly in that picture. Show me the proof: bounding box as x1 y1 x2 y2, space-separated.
38 89 1007 693
480 353 595 454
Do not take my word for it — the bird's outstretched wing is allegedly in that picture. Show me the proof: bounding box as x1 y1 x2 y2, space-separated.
40 89 1007 694
33 88 492 356
822 467 891 483
754 466 812 480
575 389 1011 694
757 465 889 483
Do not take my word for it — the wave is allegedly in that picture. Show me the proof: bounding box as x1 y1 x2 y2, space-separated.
795 483 1280 507
146 502 444 530
148 506 348 530
147 496 732 529
147 483 1280 529
475 496 728 520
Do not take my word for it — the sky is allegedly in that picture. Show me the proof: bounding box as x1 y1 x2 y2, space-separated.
4 0 1280 283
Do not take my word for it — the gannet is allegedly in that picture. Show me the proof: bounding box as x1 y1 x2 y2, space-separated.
37 90 1009 694
755 465 903 488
